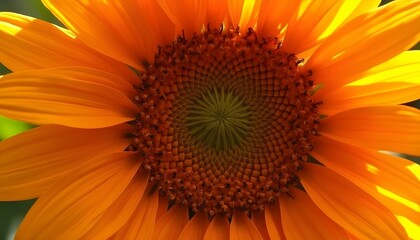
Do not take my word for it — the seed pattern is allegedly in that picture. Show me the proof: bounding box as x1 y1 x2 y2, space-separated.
129 26 320 217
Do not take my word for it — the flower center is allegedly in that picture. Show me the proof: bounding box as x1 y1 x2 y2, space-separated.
130 26 320 217
188 87 250 151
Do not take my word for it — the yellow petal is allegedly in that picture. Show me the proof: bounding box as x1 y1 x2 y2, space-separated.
227 0 261 33
280 188 349 239
264 201 286 240
81 169 149 239
312 136 420 226
0 67 138 128
256 0 301 37
320 51 420 115
152 204 189 239
230 211 263 240
158 0 207 37
307 0 420 96
348 50 420 86
178 212 210 240
282 0 380 54
204 215 230 240
319 105 420 156
112 186 159 240
16 152 141 239
397 216 420 240
42 0 170 69
0 124 131 200
300 163 408 240
0 12 136 83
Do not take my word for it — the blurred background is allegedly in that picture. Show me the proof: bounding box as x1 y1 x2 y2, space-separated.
0 0 418 239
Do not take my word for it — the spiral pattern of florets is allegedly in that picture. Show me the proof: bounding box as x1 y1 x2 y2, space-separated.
129 26 320 217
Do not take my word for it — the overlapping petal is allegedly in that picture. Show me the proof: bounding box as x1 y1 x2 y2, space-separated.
312 136 420 226
178 212 210 240
265 201 286 240
307 0 420 96
204 215 230 240
42 0 175 69
158 0 208 37
280 188 348 239
152 204 189 239
15 152 141 239
230 211 263 240
319 105 420 156
81 169 149 239
112 187 159 240
0 67 138 128
320 51 420 115
282 0 380 55
0 124 131 200
156 195 170 220
251 211 270 240
227 0 261 33
256 0 301 37
0 12 136 83
206 0 229 28
301 163 408 240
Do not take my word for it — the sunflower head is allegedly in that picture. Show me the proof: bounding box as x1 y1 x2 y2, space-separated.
0 0 419 239
129 26 320 216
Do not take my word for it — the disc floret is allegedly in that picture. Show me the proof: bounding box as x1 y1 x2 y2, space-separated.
130 26 320 217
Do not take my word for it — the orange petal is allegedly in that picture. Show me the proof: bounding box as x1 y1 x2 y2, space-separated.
264 201 287 240
280 188 348 239
227 0 262 33
206 0 228 28
319 105 420 156
112 185 159 240
320 51 420 115
16 152 141 239
158 0 207 37
282 0 380 54
204 215 230 240
178 212 210 240
0 67 138 128
307 1 420 96
300 163 408 240
81 169 149 239
230 211 263 240
0 124 131 200
312 136 420 226
156 194 170 220
137 0 176 45
152 204 189 239
42 0 169 69
256 0 301 37
251 211 270 240
320 82 420 116
0 12 136 82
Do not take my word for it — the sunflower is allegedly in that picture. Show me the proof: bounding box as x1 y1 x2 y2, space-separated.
0 0 419 239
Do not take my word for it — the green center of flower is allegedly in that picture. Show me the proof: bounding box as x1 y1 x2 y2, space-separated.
188 87 250 151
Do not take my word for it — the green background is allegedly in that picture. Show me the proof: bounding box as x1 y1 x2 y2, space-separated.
0 0 418 239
